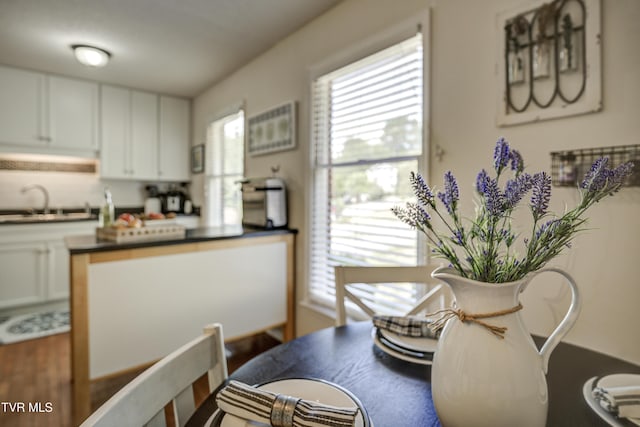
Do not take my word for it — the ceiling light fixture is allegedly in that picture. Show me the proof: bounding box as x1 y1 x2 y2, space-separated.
72 45 111 67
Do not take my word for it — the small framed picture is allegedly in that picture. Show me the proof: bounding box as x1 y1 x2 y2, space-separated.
191 144 204 174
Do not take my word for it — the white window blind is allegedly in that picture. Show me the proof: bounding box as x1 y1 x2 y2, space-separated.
205 109 244 226
310 33 425 313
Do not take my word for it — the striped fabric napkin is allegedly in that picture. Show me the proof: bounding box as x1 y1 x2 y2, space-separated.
592 384 640 419
216 380 359 427
372 314 440 339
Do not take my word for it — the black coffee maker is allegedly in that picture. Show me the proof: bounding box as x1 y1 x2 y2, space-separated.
164 184 185 214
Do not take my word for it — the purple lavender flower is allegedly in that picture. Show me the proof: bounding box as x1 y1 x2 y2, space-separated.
437 171 459 215
412 202 431 224
477 169 504 216
409 172 435 207
394 138 631 283
509 149 524 174
484 177 504 217
580 157 609 191
580 157 634 197
476 169 489 194
391 202 431 229
531 172 551 218
609 162 634 190
493 137 511 174
504 173 532 210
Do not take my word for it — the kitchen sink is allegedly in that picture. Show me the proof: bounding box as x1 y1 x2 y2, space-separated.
0 212 97 223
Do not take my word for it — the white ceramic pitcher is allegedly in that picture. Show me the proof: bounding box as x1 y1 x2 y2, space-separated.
430 266 581 427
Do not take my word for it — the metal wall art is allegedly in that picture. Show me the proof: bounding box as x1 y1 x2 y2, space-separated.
247 101 296 156
496 0 601 126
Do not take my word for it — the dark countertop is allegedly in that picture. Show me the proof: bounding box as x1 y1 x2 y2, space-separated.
65 225 296 254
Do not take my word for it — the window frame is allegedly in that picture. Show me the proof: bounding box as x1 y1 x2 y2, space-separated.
204 104 245 227
305 11 432 311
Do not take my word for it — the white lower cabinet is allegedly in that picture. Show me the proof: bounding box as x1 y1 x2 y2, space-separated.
49 239 72 301
0 241 46 309
0 221 96 311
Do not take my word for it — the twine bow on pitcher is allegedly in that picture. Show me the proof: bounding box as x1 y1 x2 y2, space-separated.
428 303 524 339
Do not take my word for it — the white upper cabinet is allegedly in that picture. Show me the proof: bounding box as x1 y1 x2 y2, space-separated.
0 65 191 182
48 75 98 151
130 91 159 180
0 65 43 146
101 88 189 182
0 65 98 155
159 96 190 182
100 85 130 178
100 85 158 180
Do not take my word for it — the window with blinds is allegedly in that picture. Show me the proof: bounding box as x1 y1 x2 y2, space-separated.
205 109 244 226
310 32 425 313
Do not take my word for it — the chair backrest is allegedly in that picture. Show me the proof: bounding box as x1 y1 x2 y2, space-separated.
334 264 448 327
80 323 228 427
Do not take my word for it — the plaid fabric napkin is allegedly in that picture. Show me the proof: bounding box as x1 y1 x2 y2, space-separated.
592 384 640 419
216 380 359 427
372 314 440 339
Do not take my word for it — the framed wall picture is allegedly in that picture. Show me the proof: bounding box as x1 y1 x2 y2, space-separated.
496 0 601 126
191 144 204 174
247 101 296 156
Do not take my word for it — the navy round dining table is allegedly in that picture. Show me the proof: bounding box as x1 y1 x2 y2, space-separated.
186 321 640 427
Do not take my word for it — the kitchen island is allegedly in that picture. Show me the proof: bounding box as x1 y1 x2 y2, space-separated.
65 226 296 425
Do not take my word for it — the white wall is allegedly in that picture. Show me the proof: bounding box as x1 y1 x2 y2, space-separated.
428 0 640 365
193 0 640 364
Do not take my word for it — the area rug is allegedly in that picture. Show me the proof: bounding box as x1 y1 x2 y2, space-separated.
0 309 70 345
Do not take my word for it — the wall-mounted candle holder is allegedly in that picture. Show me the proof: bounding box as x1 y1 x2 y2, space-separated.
503 0 586 109
559 14 578 73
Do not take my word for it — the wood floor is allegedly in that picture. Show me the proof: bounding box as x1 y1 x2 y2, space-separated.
0 331 280 427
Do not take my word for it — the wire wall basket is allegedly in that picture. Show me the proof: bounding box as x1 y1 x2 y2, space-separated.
550 144 640 187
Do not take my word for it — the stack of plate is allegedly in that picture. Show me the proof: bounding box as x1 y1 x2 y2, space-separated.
583 374 640 427
371 326 438 365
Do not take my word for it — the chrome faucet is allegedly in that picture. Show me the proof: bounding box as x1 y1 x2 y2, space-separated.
21 184 50 214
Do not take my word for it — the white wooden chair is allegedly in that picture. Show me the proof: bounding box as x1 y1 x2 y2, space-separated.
80 323 228 427
334 265 448 327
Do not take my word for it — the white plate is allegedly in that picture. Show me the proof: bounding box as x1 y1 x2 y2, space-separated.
378 328 438 354
583 375 640 427
371 328 433 366
209 378 370 427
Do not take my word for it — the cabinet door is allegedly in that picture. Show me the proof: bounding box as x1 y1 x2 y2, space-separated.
130 91 158 180
0 65 45 146
159 96 190 181
0 241 46 309
48 75 98 151
100 85 130 179
48 240 70 301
